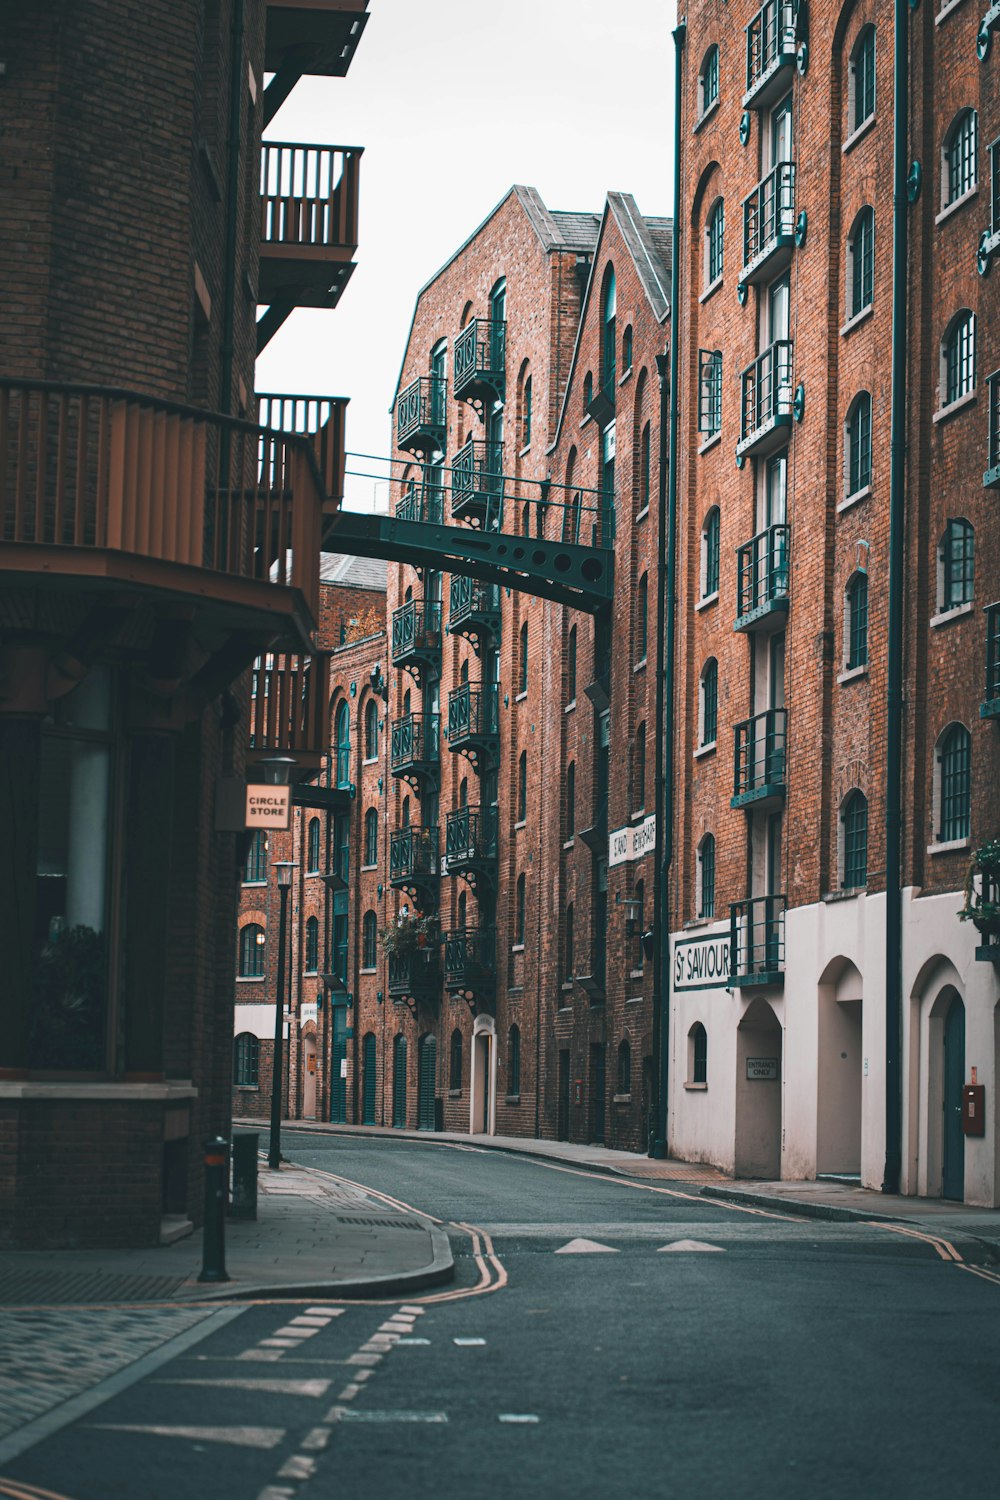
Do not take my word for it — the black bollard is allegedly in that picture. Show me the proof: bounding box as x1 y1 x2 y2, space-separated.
198 1136 231 1283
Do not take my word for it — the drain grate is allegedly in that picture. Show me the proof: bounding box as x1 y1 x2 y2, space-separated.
334 1216 425 1231
0 1269 190 1306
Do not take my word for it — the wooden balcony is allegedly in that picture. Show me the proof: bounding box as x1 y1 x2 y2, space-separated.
0 378 323 647
264 1 369 78
248 652 330 775
257 392 347 508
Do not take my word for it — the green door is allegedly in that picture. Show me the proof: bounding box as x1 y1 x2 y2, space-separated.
418 1034 437 1131
362 1032 377 1125
392 1034 408 1128
943 996 965 1201
330 1006 347 1123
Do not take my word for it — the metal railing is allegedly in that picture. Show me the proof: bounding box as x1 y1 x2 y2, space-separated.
257 391 348 504
443 926 496 988
249 652 330 759
743 162 796 274
451 438 504 524
449 574 501 632
444 805 498 869
454 317 506 397
730 894 786 981
391 599 442 662
388 948 439 996
390 712 440 770
447 683 499 744
259 143 361 253
396 376 447 449
986 370 1000 487
396 472 445 525
745 0 797 101
0 378 323 619
736 524 791 624
739 340 794 452
733 708 787 802
389 825 439 883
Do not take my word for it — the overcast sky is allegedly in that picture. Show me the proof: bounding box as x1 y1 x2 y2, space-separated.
256 0 676 513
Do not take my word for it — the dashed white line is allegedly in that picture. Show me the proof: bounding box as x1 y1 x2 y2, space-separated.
453 1337 486 1346
276 1453 317 1481
89 1423 286 1448
499 1414 540 1424
300 1427 331 1451
326 1408 448 1424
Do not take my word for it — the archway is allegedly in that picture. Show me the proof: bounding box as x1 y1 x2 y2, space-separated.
392 1034 408 1128
302 1032 317 1120
470 1014 496 1135
735 996 783 1178
942 992 966 1201
817 958 863 1176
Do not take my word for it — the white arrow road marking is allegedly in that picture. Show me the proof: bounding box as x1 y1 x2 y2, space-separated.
326 1408 448 1424
154 1378 331 1397
453 1337 486 1346
395 1337 431 1345
499 1414 541 1424
554 1238 619 1254
657 1240 726 1252
88 1424 285 1448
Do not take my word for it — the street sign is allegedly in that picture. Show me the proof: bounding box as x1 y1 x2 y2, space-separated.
340 1058 348 1079
245 785 290 829
608 813 655 867
746 1057 779 1081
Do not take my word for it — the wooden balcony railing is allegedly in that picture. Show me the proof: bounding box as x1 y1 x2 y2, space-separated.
260 143 361 258
249 652 330 766
0 378 323 623
257 392 347 505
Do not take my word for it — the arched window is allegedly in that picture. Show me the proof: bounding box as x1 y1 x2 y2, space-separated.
699 44 719 117
636 573 648 662
515 873 526 946
942 311 976 407
306 816 321 874
304 915 319 972
939 518 975 611
244 829 267 883
846 572 869 669
583 371 593 413
401 793 411 828
618 1038 632 1096
845 392 872 499
634 878 645 969
457 888 467 930
522 373 532 447
848 208 874 319
364 806 378 867
639 420 651 513
634 722 646 812
517 751 527 823
698 834 716 919
459 775 468 808
689 1023 708 1085
841 791 868 889
698 348 722 437
566 761 576 841
943 109 977 208
449 1028 463 1091
364 699 379 761
233 1032 260 1086
239 923 265 978
518 621 529 693
702 507 720 599
362 909 378 970
567 624 578 702
699 659 718 748
850 25 876 135
706 198 724 287
622 324 634 374
508 1024 521 1095
936 724 972 843
335 701 351 788
601 265 617 395
565 902 575 978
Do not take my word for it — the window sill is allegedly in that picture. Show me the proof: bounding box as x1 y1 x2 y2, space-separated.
696 590 719 613
930 602 974 628
613 1093 633 1105
448 1088 462 1099
629 969 645 982
838 484 871 514
234 1084 260 1092
823 887 864 904
242 879 268 888
361 862 377 872
684 1081 708 1092
565 699 577 714
935 0 969 24
505 1094 521 1105
694 741 717 760
635 506 650 523
511 944 525 954
699 431 722 454
619 368 633 387
360 965 377 975
519 443 531 458
515 690 527 703
684 917 712 930
693 97 720 134
837 664 868 684
362 756 378 766
236 976 265 985
515 819 527 832
928 838 971 856
700 275 723 306
633 657 647 674
579 413 592 430
561 981 574 993
932 390 977 425
563 837 575 850
304 967 319 978
935 185 978 226
841 304 874 338
842 114 876 155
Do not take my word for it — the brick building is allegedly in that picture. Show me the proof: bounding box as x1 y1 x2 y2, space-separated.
0 0 366 1247
669 0 1000 1203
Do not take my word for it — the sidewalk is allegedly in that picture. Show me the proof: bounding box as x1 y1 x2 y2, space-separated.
0 1160 453 1307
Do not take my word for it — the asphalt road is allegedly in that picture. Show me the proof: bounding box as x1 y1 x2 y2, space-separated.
6 1133 1000 1500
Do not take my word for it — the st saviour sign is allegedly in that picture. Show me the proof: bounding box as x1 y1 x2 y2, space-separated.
608 813 656 867
672 924 731 991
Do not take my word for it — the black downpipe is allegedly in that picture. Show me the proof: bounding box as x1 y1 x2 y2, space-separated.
220 0 245 418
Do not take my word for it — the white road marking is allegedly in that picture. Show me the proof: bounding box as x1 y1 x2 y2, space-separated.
256 1488 294 1500
290 1315 333 1327
352 1369 374 1382
238 1350 284 1362
554 1238 619 1254
337 1384 361 1401
89 1424 285 1449
453 1337 486 1346
346 1352 382 1365
301 1427 331 1451
305 1307 345 1317
326 1408 448 1424
400 1305 425 1315
499 1414 540 1424
155 1377 331 1396
395 1337 431 1346
273 1327 318 1339
658 1240 726 1253
259 1339 299 1349
276 1454 316 1480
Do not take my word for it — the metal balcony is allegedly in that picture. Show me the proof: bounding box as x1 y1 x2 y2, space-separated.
264 2 369 124
443 926 496 998
258 392 348 507
258 142 362 351
248 652 331 776
985 371 1000 489
396 472 445 526
396 376 447 456
732 708 787 808
390 712 440 786
448 575 501 652
735 524 791 632
444 805 498 891
744 0 798 109
388 948 440 1005
391 598 442 685
389 825 439 899
742 162 796 286
737 340 794 459
447 683 499 770
451 439 504 530
730 894 785 986
453 317 506 416
982 603 1000 720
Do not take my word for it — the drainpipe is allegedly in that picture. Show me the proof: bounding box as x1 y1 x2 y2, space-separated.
651 16 686 1158
883 0 909 1194
220 0 245 417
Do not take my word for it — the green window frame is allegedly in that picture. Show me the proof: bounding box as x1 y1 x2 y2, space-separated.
618 1038 632 1095
701 44 719 114
703 507 720 597
306 816 321 874
508 1025 521 1095
850 208 874 318
239 923 265 978
362 910 378 970
519 621 529 694
637 573 648 661
335 701 351 788
944 312 975 406
701 659 718 746
450 1028 463 1090
945 110 977 206
565 902 574 978
635 723 646 812
364 807 378 867
847 572 869 669
567 624 578 702
523 375 532 447
515 873 526 945
699 349 722 436
304 915 319 973
941 518 975 610
691 1023 708 1085
699 834 716 919
707 201 725 286
517 751 527 823
852 26 875 133
847 392 872 496
244 829 267 883
601 266 617 395
841 791 868 888
566 761 575 839
938 724 971 843
233 1032 260 1086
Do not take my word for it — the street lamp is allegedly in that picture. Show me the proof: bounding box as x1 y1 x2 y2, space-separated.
268 859 296 1170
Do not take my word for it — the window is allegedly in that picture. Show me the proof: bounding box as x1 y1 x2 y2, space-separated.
601 266 617 394
706 199 724 287
845 392 872 498
850 25 876 134
990 137 1000 237
699 349 722 437
303 915 319 973
364 806 378 867
306 816 321 874
689 1023 708 1085
508 1025 521 1095
244 829 267 883
841 791 868 888
518 621 529 693
699 44 719 117
639 420 651 512
940 518 975 610
362 910 378 970
450 1029 463 1091
942 311 976 407
457 888 467 930
233 1033 260 1086
944 109 977 207
583 371 593 412
702 507 720 598
364 699 379 761
567 625 578 702
698 834 716 919
239 923 265 978
700 659 718 748
515 873 526 945
633 880 645 969
846 572 869 669
936 724 971 843
565 902 575 979
618 1039 632 1096
636 573 648 662
566 761 576 841
848 207 874 318
517 751 527 823
622 324 633 373
522 374 532 447
335 701 351 788
635 722 646 812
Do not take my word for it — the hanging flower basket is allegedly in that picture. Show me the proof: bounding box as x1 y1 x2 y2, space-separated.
959 842 1000 938
380 911 438 957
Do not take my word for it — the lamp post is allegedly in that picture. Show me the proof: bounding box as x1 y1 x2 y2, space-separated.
268 860 296 1170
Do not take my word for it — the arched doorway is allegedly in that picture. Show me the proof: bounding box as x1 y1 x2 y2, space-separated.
817 958 863 1177
362 1032 377 1125
470 1015 496 1135
735 996 783 1179
302 1032 317 1120
943 994 966 1201
392 1034 408 1128
418 1034 437 1131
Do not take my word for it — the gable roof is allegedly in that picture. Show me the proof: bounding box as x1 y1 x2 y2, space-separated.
319 551 387 591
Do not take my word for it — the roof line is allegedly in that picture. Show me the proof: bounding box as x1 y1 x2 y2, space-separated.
611 192 670 319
